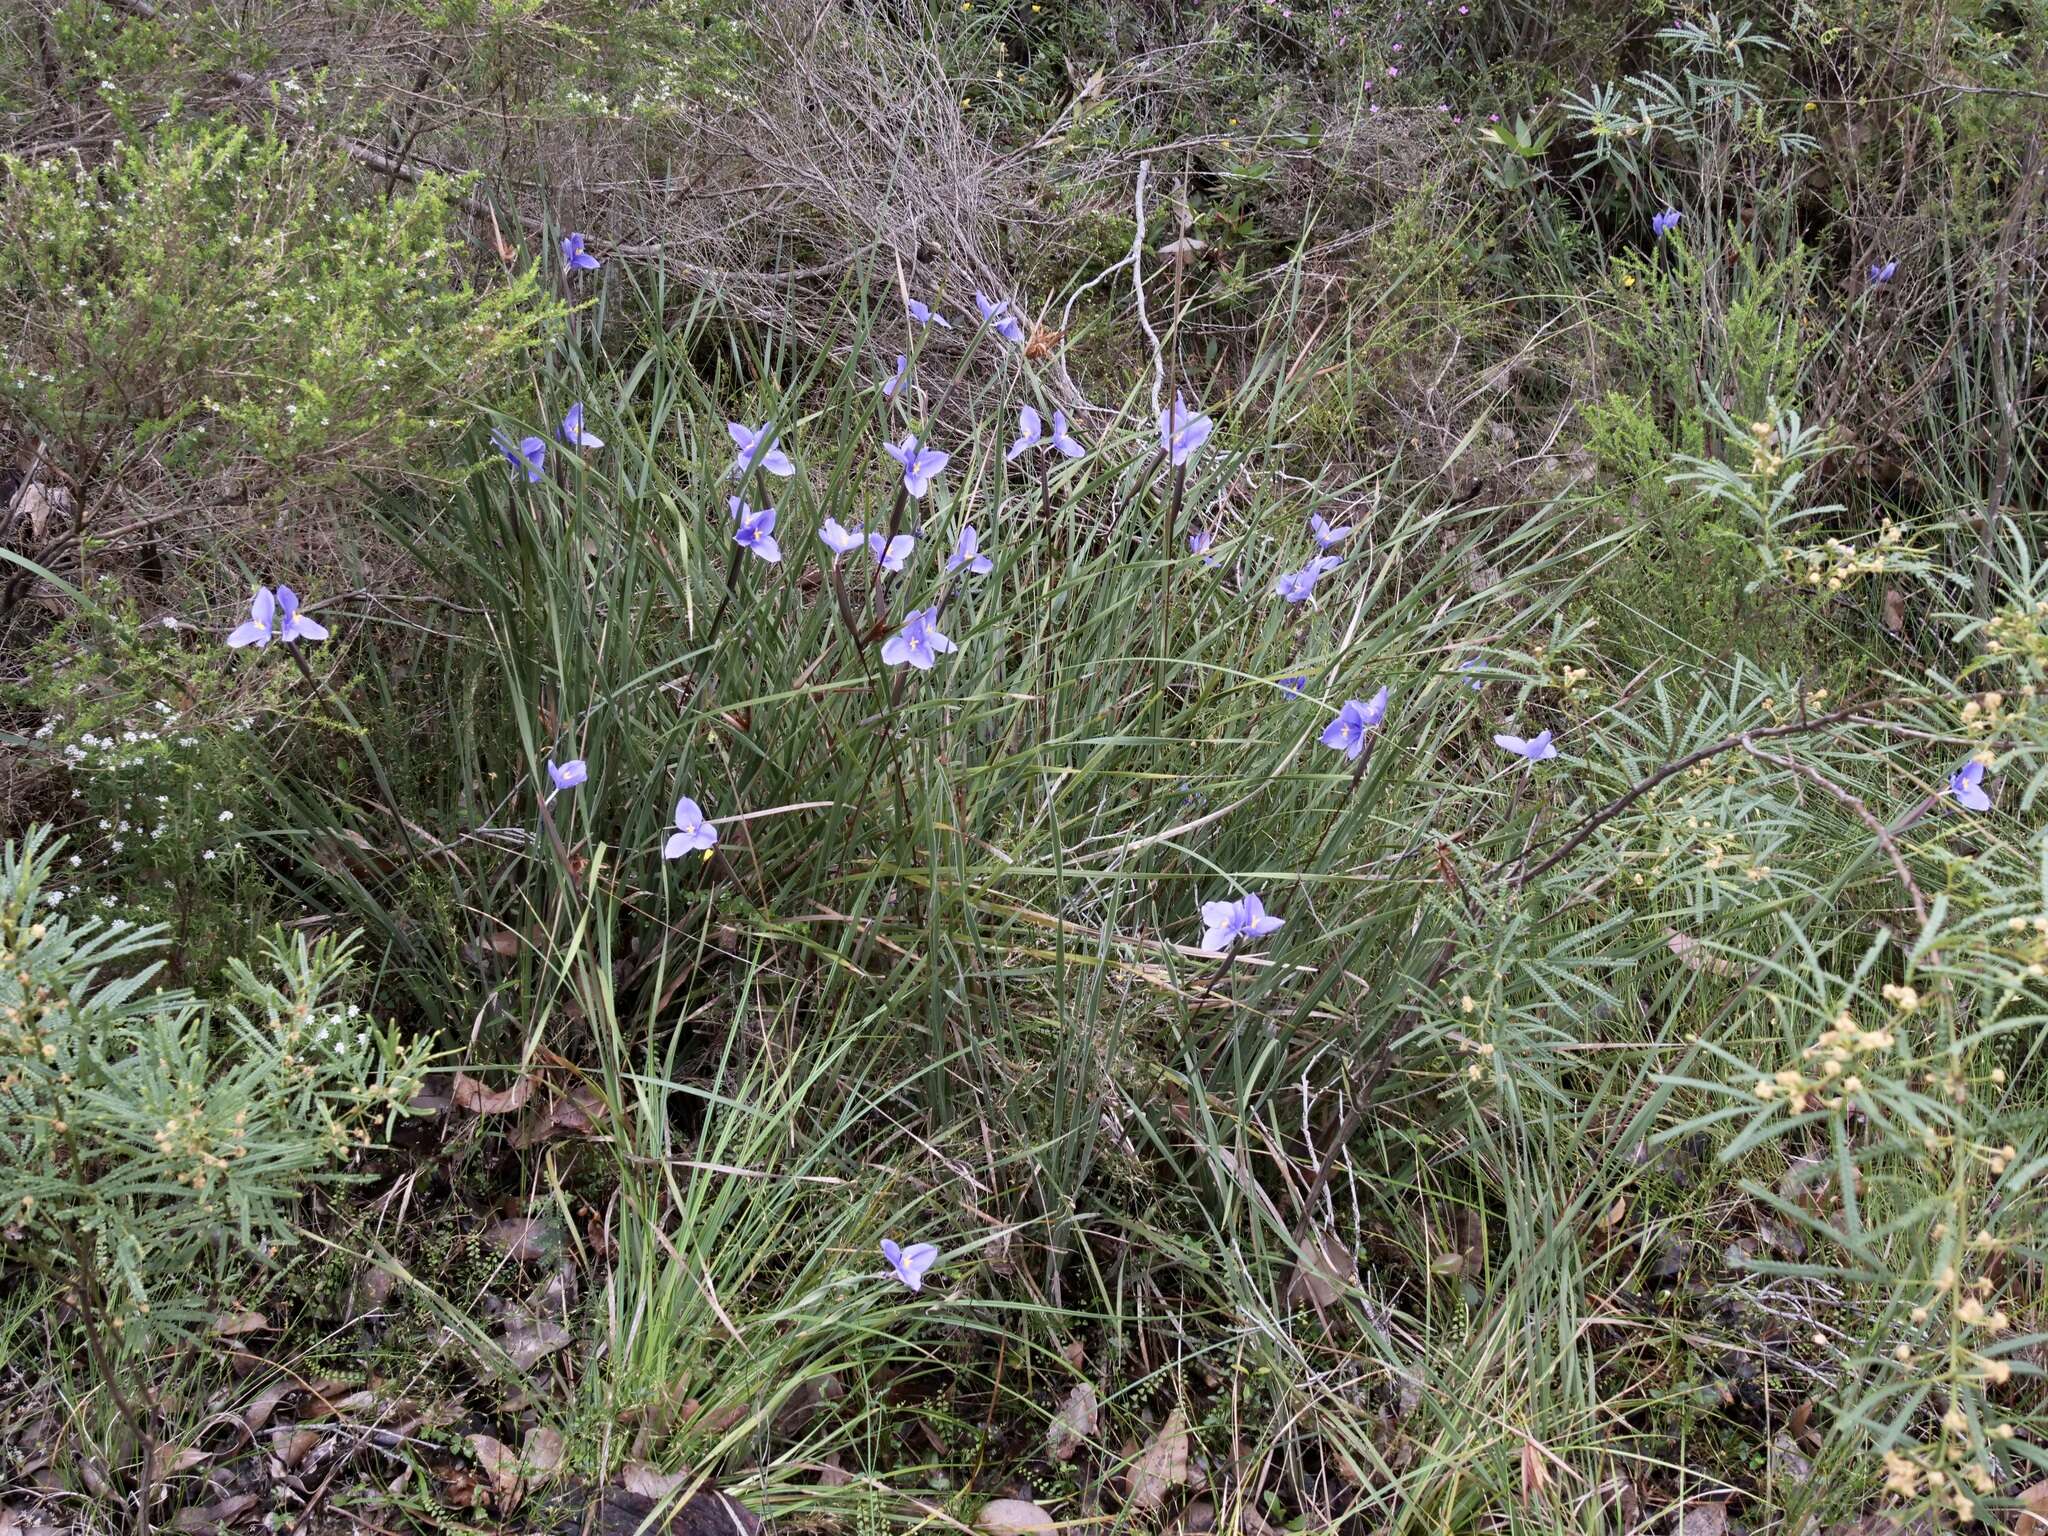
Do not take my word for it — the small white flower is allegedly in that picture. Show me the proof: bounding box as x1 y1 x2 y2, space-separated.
202 849 217 861
218 810 234 823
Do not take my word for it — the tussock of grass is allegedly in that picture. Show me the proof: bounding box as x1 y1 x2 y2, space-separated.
3 0 2047 1530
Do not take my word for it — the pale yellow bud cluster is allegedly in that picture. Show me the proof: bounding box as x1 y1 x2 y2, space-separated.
152 1102 253 1191
1753 1011 1896 1112
1980 599 2048 671
1779 522 1906 592
1958 691 2008 735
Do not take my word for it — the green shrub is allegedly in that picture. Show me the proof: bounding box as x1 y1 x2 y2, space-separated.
0 117 558 498
8 587 299 981
0 826 427 1484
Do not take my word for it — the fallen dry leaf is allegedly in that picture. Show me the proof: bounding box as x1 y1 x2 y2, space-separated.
1677 1500 1729 1536
469 1433 523 1508
1286 1229 1358 1309
453 1071 535 1115
502 1317 572 1372
523 1426 567 1478
621 1463 696 1500
150 1445 209 1481
212 1312 268 1338
295 1378 362 1421
171 1493 259 1533
1046 1382 1099 1462
482 1217 554 1263
1126 1408 1194 1513
511 1083 609 1149
593 1487 761 1536
2015 1478 2048 1535
977 1499 1055 1533
278 1428 322 1470
241 1381 293 1435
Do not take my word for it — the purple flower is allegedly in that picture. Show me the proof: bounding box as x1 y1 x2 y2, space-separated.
881 1238 939 1291
1279 676 1309 698
1460 656 1484 690
882 354 908 399
881 606 956 670
274 585 328 643
727 421 795 480
1005 406 1043 462
1159 392 1215 467
869 531 916 572
946 524 993 576
561 232 600 273
493 429 547 483
820 516 866 557
547 758 587 792
1001 404 1078 464
1275 556 1339 603
1949 760 1991 812
1494 728 1558 764
734 504 783 564
1651 208 1682 238
559 403 604 449
226 584 329 648
1310 512 1351 550
884 434 950 499
1275 567 1318 604
907 298 951 329
664 796 719 858
1198 891 1284 953
975 291 1027 344
1868 259 1898 286
1320 687 1390 759
1189 530 1222 567
228 587 281 648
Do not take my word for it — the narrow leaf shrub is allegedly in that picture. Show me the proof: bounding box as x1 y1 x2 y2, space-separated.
0 826 428 1366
